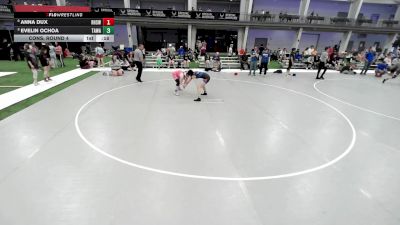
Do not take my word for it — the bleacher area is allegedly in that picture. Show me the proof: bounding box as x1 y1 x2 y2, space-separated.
142 53 378 72
143 55 185 68
198 56 241 69
280 59 378 70
143 53 241 69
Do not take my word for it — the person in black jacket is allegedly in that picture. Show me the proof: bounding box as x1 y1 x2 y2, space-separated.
0 38 11 60
286 48 296 77
39 45 52 82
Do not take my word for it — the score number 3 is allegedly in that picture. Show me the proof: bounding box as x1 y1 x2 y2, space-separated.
102 18 115 35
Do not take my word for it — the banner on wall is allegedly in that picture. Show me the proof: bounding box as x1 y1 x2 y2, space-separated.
92 8 239 21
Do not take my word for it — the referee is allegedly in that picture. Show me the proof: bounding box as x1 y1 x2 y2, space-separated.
133 44 144 82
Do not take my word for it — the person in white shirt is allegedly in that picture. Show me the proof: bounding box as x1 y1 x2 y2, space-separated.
95 44 105 67
306 46 314 69
228 44 233 56
48 43 57 68
384 53 392 67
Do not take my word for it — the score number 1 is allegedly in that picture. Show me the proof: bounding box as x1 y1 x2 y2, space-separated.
102 18 115 35
103 18 115 26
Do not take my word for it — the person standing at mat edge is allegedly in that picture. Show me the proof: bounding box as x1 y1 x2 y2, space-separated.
286 48 296 77
249 49 258 76
360 47 375 75
133 44 145 82
316 47 329 80
259 49 270 75
25 44 39 86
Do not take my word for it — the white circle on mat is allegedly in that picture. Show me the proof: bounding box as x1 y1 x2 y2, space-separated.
314 79 400 122
75 78 356 181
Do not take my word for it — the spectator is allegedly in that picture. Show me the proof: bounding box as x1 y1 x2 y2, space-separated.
55 42 65 67
228 44 233 56
169 44 176 56
0 38 11 60
202 40 207 48
11 42 21 61
282 48 288 58
110 55 123 76
344 51 353 64
271 50 278 61
39 45 51 82
304 47 312 69
312 47 319 68
155 49 163 69
25 44 39 86
194 47 199 61
360 47 375 75
187 48 194 61
63 48 70 58
375 62 388 77
79 55 94 69
356 50 364 62
213 52 221 71
340 63 357 75
204 53 212 71
259 49 270 75
254 45 259 55
127 51 135 68
167 52 176 69
316 47 329 80
286 48 296 76
249 49 258 76
200 45 207 56
327 46 334 61
295 49 302 62
258 44 265 54
95 43 105 67
183 53 189 68
240 52 249 70
84 43 90 54
178 46 185 57
121 58 132 71
48 43 57 68
384 53 392 67
239 48 245 56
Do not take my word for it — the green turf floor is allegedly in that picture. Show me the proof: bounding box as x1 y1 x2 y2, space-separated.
269 60 282 69
0 71 97 121
0 57 105 120
0 58 80 93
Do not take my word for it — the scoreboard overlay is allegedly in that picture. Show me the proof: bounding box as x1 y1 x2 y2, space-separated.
14 12 114 42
